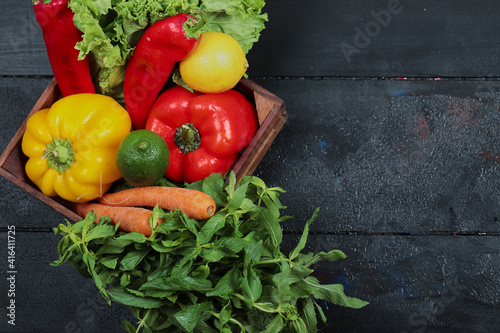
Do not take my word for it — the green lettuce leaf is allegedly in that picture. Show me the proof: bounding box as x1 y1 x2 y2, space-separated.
200 0 268 54
68 0 267 97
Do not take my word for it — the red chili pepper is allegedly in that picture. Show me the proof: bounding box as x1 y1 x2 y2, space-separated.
145 86 259 183
123 13 203 130
33 0 95 96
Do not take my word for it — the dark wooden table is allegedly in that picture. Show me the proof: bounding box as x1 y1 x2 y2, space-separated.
2 1 500 332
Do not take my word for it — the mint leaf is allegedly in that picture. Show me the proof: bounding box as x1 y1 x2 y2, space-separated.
263 314 284 333
179 212 200 237
249 176 267 189
207 265 241 298
217 237 250 254
241 266 262 302
108 288 164 309
119 249 150 271
95 243 125 255
272 258 292 304
174 302 213 333
198 214 226 245
100 256 118 269
84 223 117 242
305 276 369 309
140 277 212 292
289 207 320 260
244 239 263 266
290 264 315 281
290 280 315 299
121 318 137 333
298 298 318 332
228 176 250 212
256 208 282 252
82 252 110 303
50 242 78 266
265 187 287 210
225 171 237 199
115 232 148 244
314 301 328 324
80 210 97 239
308 249 347 266
201 172 227 208
200 248 226 262
288 317 308 333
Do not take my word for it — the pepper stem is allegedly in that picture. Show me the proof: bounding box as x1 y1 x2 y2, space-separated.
42 138 75 174
184 8 207 40
175 123 201 154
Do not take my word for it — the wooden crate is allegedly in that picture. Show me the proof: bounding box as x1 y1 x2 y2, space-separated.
0 78 287 222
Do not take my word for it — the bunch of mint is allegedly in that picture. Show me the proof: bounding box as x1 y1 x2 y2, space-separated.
52 172 368 332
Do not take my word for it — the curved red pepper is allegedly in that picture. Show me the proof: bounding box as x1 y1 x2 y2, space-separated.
145 86 259 183
123 14 202 130
33 0 95 96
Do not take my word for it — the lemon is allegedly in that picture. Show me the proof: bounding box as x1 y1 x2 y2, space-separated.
179 31 248 94
116 130 169 187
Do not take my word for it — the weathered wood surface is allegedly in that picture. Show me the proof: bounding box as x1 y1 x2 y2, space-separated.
251 78 500 235
248 0 500 78
1 0 500 332
2 1 500 77
1 231 499 333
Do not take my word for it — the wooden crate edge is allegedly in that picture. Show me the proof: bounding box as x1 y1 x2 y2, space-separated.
0 78 59 168
232 102 288 182
0 77 286 220
0 167 81 221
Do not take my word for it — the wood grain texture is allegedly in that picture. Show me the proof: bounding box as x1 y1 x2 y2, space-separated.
2 74 500 330
0 1 49 75
2 0 500 78
247 0 500 77
1 0 500 332
251 77 500 234
0 231 134 333
1 231 499 333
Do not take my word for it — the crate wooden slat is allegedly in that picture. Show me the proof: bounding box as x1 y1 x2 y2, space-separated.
232 78 287 183
0 77 287 221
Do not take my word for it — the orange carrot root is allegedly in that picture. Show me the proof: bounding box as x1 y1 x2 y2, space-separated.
98 186 216 220
74 202 159 236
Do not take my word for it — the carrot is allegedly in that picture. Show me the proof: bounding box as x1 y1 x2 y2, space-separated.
74 202 159 237
98 186 216 220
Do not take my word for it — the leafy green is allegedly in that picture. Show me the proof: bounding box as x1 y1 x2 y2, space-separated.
67 0 268 97
52 172 368 332
199 0 268 54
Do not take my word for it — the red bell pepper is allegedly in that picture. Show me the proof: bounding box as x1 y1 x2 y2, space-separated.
123 13 203 130
145 86 259 183
33 0 95 96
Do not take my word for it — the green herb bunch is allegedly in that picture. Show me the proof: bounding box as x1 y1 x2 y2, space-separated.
51 172 368 333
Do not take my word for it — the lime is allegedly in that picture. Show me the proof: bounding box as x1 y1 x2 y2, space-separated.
179 31 248 94
116 129 169 187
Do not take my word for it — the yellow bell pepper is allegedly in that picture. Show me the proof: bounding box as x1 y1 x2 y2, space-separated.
21 93 132 202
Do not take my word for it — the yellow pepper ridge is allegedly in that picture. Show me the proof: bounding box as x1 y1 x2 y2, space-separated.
21 93 132 203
